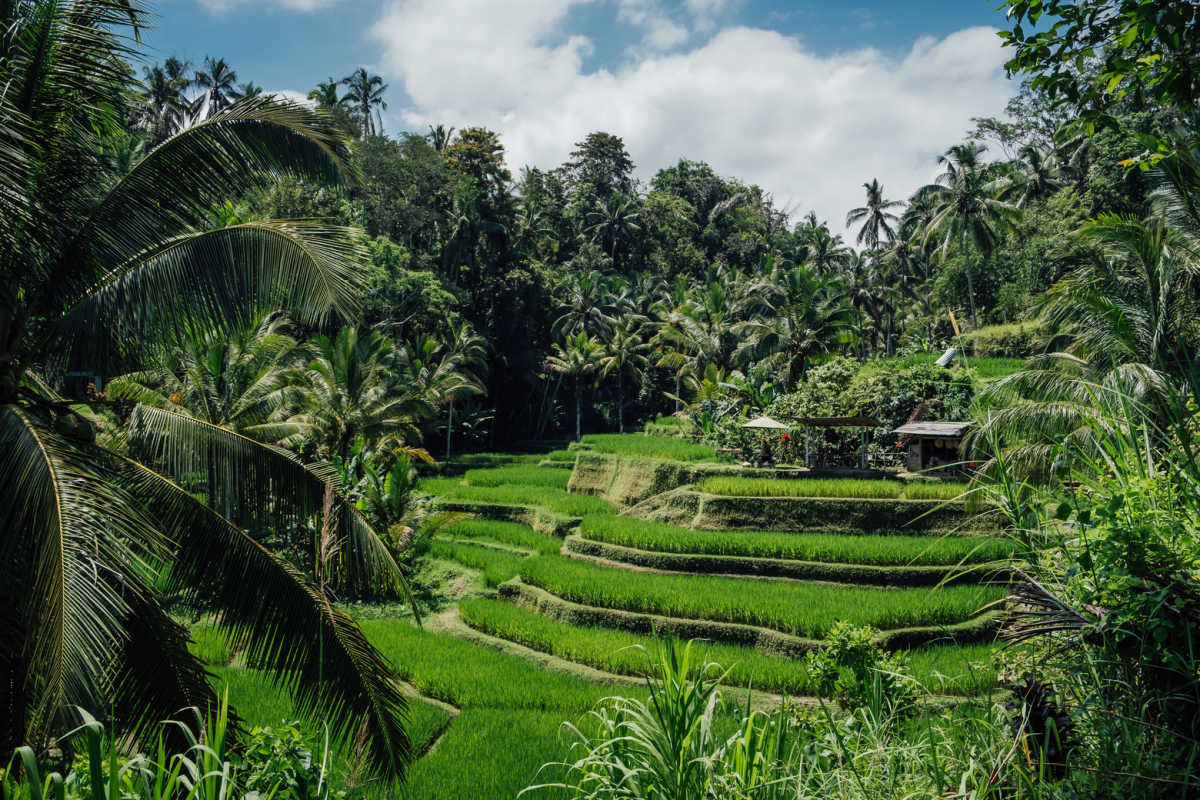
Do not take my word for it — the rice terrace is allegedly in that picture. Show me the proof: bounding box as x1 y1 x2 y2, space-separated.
2 1 1199 799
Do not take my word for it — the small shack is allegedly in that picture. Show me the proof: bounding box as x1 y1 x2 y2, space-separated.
794 415 882 469
892 421 973 473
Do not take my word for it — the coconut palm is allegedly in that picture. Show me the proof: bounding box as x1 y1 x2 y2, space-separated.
845 178 903 250
919 142 1020 328
585 192 642 269
194 56 240 117
0 2 409 778
433 319 489 461
553 269 618 339
599 318 651 433
547 332 603 441
1007 144 1066 208
308 77 343 108
294 327 431 462
735 265 853 383
342 67 388 138
138 64 188 145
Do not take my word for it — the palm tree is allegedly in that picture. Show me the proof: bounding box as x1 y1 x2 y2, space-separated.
138 64 188 145
295 327 431 462
308 77 343 108
735 266 853 383
1007 144 1066 208
547 332 603 441
599 318 651 433
845 179 902 250
194 56 240 117
432 319 488 462
584 192 642 269
920 142 1020 328
0 3 409 778
427 124 456 152
342 67 388 138
553 269 618 339
237 81 265 100
798 222 852 275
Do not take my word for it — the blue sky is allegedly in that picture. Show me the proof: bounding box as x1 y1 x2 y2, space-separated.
142 0 1019 232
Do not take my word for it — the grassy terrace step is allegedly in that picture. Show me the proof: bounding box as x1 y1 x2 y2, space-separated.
565 535 1007 586
422 478 614 516
460 597 999 696
628 488 992 533
578 516 1012 565
429 540 526 587
515 554 1004 639
463 465 571 489
572 432 721 461
698 476 970 501
359 619 646 711
500 579 1003 654
441 518 563 556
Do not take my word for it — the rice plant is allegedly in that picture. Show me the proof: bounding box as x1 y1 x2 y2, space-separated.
577 516 1011 565
429 540 526 586
518 555 1003 638
358 620 648 711
544 450 578 462
576 433 718 462
424 482 614 516
464 465 571 489
698 476 970 500
443 518 563 555
459 598 997 695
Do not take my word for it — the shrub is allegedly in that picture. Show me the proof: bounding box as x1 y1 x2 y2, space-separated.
959 320 1048 358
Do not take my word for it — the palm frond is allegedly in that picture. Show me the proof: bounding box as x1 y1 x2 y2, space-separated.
118 456 411 780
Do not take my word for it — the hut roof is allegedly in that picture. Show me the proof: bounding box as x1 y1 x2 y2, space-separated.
892 421 973 438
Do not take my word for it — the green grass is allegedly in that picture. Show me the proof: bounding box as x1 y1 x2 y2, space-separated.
464 465 571 489
697 476 970 501
429 540 526 586
359 620 646 711
518 555 1003 638
577 516 1011 566
420 480 614 516
406 710 570 800
459 597 997 696
576 433 718 462
544 449 577 462
450 452 542 468
442 518 563 555
189 625 233 666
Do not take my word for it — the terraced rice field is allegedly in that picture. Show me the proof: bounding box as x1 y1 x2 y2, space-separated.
577 515 1011 565
576 432 719 461
698 476 970 501
421 478 614 516
459 597 997 695
441 517 563 555
518 554 1003 638
463 465 572 489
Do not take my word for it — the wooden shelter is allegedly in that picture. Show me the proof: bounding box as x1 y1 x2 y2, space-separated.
792 415 882 469
892 421 973 473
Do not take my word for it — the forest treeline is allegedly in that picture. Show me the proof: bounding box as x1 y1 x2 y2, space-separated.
122 52 1193 450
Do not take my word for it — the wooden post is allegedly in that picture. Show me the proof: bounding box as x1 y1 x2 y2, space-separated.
805 429 811 468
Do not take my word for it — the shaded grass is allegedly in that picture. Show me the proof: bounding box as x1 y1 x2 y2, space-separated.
406 710 570 800
421 480 614 516
460 597 997 696
189 625 233 666
429 540 526 587
359 620 647 711
442 518 563 556
518 555 1004 638
698 476 970 501
544 449 578 462
577 433 718 462
464 465 571 489
577 516 1011 566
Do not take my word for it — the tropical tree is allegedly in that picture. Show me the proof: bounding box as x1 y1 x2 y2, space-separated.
845 178 902 249
919 142 1020 328
599 318 651 433
194 55 240 116
553 269 618 339
0 2 410 778
547 332 603 441
584 192 642 269
432 319 489 461
1007 144 1066 208
342 67 388 138
308 77 343 108
427 124 455 152
292 327 431 462
735 266 853 384
137 63 189 145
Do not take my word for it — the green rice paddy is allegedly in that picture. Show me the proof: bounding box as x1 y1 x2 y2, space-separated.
576 516 1011 565
576 432 719 461
421 480 614 516
698 476 969 501
463 465 571 489
442 518 563 555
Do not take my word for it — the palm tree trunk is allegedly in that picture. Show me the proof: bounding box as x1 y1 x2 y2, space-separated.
617 369 624 434
574 380 582 442
445 398 454 463
963 229 979 329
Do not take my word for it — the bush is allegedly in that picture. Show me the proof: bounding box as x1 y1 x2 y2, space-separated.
959 320 1048 358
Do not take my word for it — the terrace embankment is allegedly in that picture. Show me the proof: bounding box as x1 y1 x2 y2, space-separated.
568 451 887 509
626 486 998 533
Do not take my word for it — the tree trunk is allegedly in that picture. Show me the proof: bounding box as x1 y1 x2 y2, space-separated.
963 229 979 329
445 398 454 463
617 369 624 434
574 380 582 442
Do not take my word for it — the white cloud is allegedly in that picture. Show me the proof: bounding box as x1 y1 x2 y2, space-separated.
372 0 1013 238
195 0 341 12
270 89 317 107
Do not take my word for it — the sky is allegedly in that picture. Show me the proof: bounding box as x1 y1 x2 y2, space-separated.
144 0 1019 235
